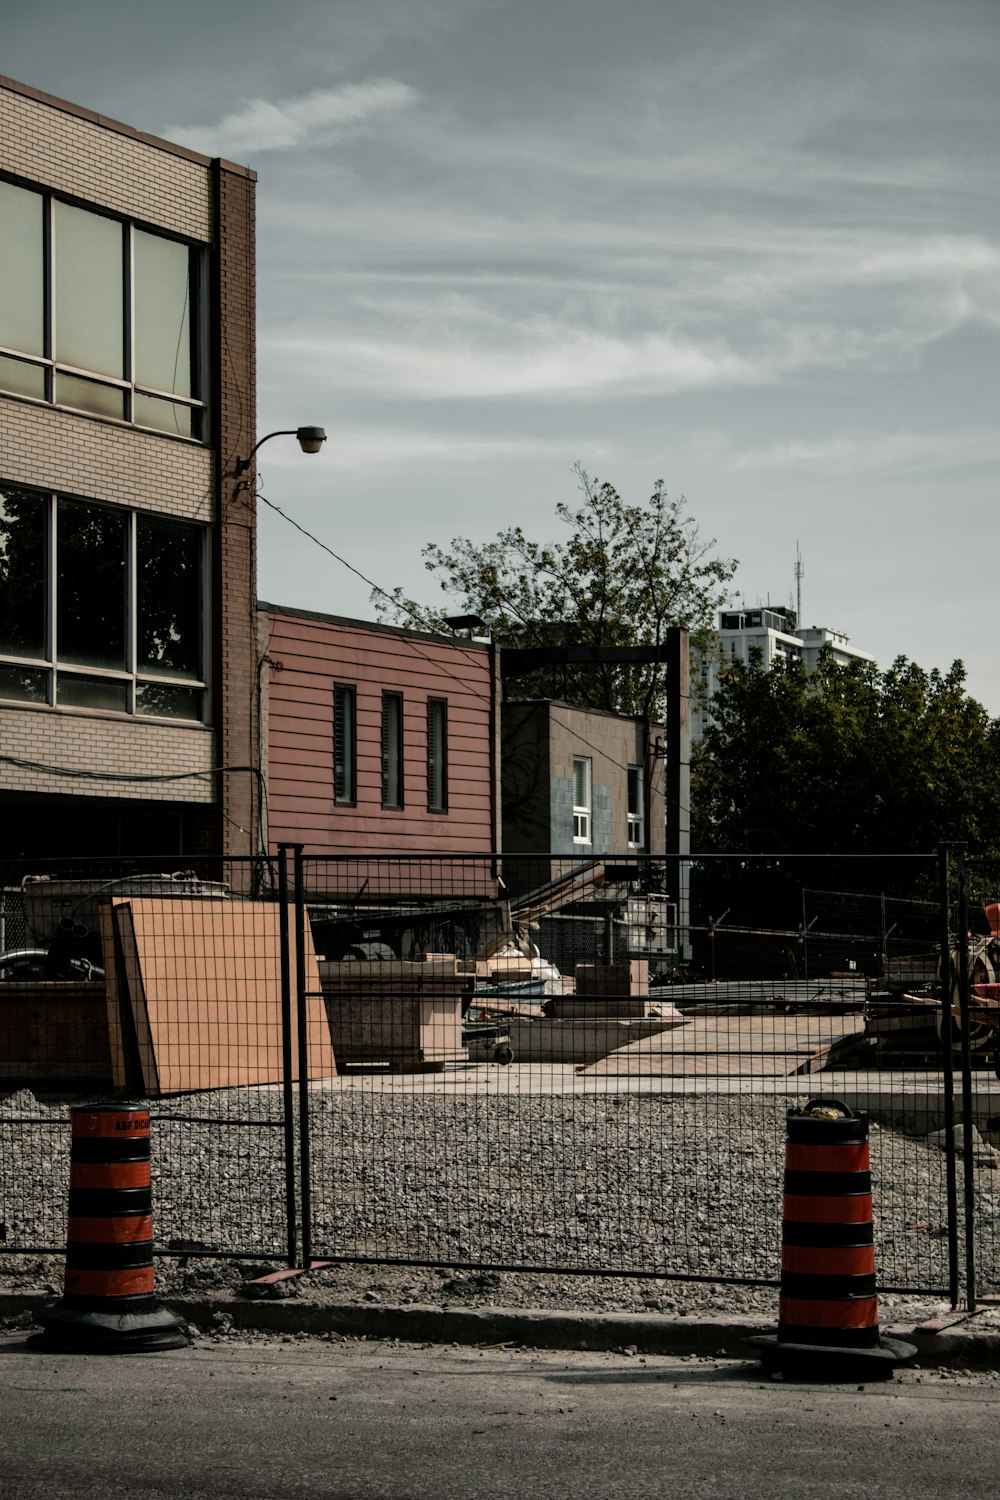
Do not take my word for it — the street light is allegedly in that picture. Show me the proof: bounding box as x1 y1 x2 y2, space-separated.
233 426 327 477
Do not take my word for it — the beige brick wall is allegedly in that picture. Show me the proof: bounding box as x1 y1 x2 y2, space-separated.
0 81 256 850
0 396 215 522
0 703 216 802
0 83 212 241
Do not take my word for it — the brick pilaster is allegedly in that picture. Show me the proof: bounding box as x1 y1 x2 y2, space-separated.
211 161 258 859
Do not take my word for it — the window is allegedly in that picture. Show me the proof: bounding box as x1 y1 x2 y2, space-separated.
381 692 403 808
427 698 448 812
627 766 645 847
334 684 356 804
0 179 205 438
572 756 591 843
0 484 206 720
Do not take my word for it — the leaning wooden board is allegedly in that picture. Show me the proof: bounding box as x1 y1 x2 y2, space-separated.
101 897 335 1094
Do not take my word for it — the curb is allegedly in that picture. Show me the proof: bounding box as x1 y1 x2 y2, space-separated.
3 1291 1000 1368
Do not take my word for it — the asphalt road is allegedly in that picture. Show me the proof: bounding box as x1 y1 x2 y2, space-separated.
1 1334 999 1499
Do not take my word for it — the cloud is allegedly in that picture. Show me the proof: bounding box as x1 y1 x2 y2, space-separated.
302 427 612 471
728 427 1000 477
262 323 768 401
164 80 417 157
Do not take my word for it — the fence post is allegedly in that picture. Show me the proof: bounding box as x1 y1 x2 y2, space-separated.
955 845 977 1309
938 847 960 1308
294 845 313 1269
277 845 298 1269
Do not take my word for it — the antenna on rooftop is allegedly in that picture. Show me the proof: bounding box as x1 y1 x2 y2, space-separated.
794 543 803 626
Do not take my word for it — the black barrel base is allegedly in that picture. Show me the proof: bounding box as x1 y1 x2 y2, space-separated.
28 1298 191 1353
746 1332 917 1380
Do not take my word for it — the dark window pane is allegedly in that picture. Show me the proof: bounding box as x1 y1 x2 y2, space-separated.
381 692 403 808
134 231 193 397
334 683 356 802
56 499 126 670
0 486 47 659
54 201 123 379
133 392 194 438
136 682 202 720
0 354 46 401
427 698 447 811
0 181 44 357
136 516 202 678
57 673 129 712
55 371 125 420
0 664 48 703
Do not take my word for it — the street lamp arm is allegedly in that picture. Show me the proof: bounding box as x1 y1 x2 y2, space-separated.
233 426 327 476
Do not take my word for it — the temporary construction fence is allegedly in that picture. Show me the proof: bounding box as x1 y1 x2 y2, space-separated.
1 847 998 1307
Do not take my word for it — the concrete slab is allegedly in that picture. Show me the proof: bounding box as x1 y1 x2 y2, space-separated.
585 1012 863 1077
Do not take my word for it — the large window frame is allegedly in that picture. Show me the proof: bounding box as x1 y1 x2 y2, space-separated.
427 697 448 813
0 485 209 723
0 176 208 441
572 756 592 844
381 692 404 810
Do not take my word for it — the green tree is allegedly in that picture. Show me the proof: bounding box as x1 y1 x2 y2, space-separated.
692 651 1000 862
373 465 736 720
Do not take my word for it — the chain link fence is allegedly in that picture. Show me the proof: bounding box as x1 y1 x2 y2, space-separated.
2 847 998 1304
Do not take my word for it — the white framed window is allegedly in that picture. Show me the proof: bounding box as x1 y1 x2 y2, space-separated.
0 484 207 721
0 178 207 440
572 756 592 843
627 765 645 847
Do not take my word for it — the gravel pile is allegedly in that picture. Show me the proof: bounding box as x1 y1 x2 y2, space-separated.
1 1083 993 1324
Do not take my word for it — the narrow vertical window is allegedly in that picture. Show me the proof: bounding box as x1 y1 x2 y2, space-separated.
0 182 45 399
572 756 591 843
381 691 403 808
133 229 199 437
627 765 645 847
427 698 448 812
53 202 125 388
0 486 47 661
334 683 356 804
56 499 127 673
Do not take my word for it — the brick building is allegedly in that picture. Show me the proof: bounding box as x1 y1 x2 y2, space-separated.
501 700 666 858
0 77 258 861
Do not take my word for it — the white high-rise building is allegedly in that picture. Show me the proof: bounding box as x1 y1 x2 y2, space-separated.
694 605 876 739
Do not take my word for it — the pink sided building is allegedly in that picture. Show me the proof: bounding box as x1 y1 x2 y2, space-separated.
258 603 499 869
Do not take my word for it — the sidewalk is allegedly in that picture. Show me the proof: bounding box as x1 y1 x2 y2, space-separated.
4 1287 1000 1370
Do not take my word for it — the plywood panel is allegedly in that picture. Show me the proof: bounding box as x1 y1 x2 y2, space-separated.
98 901 127 1090
101 897 335 1095
112 902 160 1095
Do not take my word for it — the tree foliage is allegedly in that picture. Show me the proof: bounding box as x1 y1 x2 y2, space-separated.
693 651 1000 862
373 466 736 720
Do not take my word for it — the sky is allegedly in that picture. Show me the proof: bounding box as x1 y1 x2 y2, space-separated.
5 0 999 712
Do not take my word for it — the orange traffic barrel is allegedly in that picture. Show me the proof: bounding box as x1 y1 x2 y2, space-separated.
748 1098 915 1377
30 1106 189 1353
